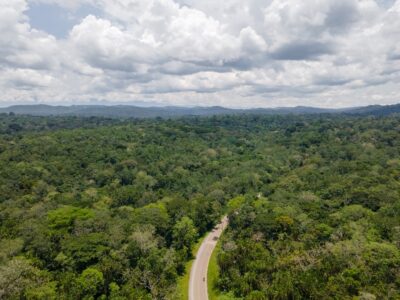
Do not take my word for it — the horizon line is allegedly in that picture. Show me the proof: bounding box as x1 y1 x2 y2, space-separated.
0 102 391 110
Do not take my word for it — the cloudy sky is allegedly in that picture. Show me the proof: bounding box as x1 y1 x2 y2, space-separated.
1 0 400 108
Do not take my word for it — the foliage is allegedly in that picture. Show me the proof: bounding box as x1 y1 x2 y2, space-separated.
0 113 399 298
172 217 198 259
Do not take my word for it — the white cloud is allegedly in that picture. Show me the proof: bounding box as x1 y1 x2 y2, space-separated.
0 68 54 89
0 0 59 90
0 0 399 107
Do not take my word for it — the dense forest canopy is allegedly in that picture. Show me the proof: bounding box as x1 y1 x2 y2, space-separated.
0 113 399 299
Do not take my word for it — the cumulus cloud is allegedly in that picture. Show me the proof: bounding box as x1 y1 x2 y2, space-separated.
0 0 58 70
0 0 399 107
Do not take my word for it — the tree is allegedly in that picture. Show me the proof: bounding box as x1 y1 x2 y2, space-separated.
172 217 198 258
0 258 54 299
77 267 104 299
47 206 94 233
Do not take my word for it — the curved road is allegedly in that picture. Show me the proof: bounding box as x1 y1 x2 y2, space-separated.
189 216 229 300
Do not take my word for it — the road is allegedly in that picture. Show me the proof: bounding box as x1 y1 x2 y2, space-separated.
189 216 229 300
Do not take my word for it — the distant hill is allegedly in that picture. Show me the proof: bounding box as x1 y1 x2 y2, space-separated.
0 105 234 118
345 103 400 116
0 103 399 118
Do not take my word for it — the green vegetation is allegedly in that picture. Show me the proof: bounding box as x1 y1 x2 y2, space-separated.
208 242 222 300
0 113 399 299
214 117 400 299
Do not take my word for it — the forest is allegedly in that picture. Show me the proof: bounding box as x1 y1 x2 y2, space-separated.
0 112 399 299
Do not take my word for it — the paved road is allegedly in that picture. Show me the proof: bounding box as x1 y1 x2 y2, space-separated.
189 216 229 300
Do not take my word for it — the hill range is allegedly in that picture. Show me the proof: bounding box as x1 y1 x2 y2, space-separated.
0 103 399 118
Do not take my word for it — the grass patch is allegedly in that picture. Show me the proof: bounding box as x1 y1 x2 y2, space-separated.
208 231 241 300
173 235 206 300
208 240 221 300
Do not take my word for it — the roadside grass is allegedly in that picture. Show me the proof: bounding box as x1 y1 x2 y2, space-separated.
208 240 221 300
208 228 242 300
173 235 206 300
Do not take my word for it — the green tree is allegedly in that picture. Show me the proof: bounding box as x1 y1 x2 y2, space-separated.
77 267 104 299
172 216 198 258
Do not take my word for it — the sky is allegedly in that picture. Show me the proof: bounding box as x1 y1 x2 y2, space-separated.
0 0 400 108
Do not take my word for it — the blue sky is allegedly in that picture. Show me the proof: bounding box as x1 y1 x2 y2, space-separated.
27 3 101 38
1 0 400 108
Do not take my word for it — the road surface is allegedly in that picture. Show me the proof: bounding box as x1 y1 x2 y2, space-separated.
189 216 229 300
